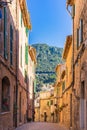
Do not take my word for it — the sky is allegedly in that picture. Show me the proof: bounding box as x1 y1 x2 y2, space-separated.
26 0 72 48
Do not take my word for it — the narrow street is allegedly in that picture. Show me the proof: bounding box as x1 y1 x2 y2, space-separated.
15 122 68 130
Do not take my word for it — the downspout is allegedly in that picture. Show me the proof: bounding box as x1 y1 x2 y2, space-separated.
15 0 18 127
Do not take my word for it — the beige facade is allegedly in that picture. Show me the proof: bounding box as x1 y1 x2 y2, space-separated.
66 0 87 130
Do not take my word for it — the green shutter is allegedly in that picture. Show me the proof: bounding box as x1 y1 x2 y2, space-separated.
25 45 28 65
21 12 22 27
47 101 50 106
25 27 29 37
4 7 7 59
77 28 79 50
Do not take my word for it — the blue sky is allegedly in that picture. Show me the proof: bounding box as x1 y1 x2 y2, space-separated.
26 0 72 48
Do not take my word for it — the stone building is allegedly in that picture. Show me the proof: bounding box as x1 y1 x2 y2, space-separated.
35 89 55 123
28 46 36 121
66 0 87 130
0 0 32 129
54 64 65 124
0 0 18 129
62 35 73 129
54 49 73 127
34 94 40 122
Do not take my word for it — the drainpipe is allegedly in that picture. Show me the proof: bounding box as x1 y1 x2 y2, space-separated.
15 0 18 127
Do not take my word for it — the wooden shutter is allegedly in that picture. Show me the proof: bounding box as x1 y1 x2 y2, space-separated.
4 7 7 59
10 25 13 65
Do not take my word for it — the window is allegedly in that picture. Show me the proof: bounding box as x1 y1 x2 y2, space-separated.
77 28 79 49
77 19 83 49
79 19 83 44
66 66 68 81
50 100 53 105
62 81 65 92
24 70 28 83
10 25 13 65
2 77 10 112
4 7 8 59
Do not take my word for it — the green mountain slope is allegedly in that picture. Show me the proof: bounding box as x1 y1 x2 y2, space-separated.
32 43 63 92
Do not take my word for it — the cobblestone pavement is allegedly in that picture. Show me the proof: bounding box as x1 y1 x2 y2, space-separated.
15 122 69 130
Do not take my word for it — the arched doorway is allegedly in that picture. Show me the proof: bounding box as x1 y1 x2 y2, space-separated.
2 76 10 112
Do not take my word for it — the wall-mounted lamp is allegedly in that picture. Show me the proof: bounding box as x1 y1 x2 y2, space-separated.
0 0 13 7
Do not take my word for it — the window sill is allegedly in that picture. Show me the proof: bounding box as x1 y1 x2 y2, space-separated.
0 111 10 115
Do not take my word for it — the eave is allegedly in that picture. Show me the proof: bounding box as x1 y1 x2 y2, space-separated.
19 0 31 30
66 0 74 6
62 35 72 60
29 46 36 64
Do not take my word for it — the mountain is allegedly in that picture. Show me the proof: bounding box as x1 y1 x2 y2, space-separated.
32 43 63 92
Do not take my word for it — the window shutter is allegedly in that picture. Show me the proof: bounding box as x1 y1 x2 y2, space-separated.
77 28 79 49
62 81 65 92
25 45 28 65
25 27 29 37
10 25 13 65
79 19 83 44
4 7 7 59
21 12 22 27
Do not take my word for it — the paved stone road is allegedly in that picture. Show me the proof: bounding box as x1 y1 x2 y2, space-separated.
16 122 69 130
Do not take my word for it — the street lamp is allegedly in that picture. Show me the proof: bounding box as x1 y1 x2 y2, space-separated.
0 0 13 7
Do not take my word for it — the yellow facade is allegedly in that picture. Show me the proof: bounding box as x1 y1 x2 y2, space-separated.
35 91 56 123
54 35 73 129
35 107 40 122
62 35 73 129
55 64 65 123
